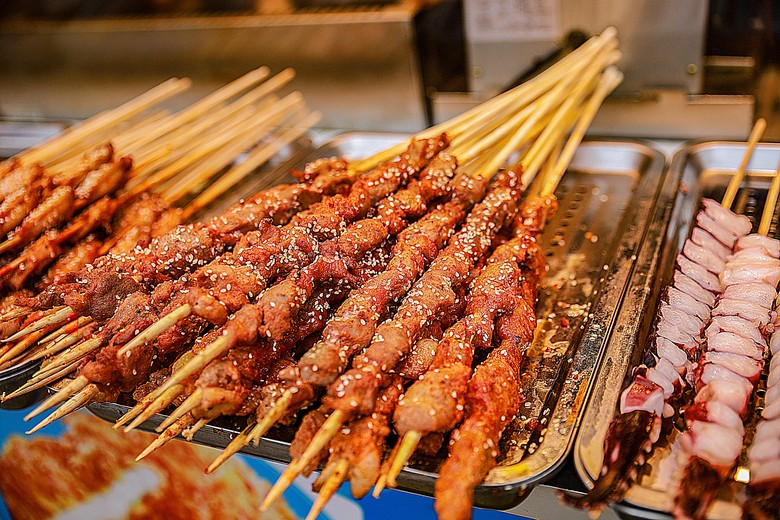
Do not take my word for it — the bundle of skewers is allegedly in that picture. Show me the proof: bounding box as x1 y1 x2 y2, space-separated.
0 66 320 370
565 119 780 519
4 27 623 520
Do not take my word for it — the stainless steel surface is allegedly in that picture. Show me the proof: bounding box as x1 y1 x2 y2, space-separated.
87 134 667 510
573 141 780 519
463 0 707 96
0 10 426 132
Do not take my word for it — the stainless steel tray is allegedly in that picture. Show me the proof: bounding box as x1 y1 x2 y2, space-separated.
89 133 667 510
573 141 780 519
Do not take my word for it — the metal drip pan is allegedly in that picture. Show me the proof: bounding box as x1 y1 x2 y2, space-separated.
89 133 667 509
573 141 780 519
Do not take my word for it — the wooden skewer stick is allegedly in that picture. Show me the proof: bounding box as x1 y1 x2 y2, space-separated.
19 78 191 166
116 304 192 358
207 421 257 474
122 384 185 432
0 307 34 323
157 99 303 203
3 307 74 343
11 321 95 369
124 93 301 199
125 103 261 184
1 360 80 402
32 336 102 375
250 390 295 445
4 306 71 344
305 459 349 520
36 316 92 347
205 389 295 473
156 389 203 431
539 68 624 197
128 93 280 185
386 430 422 488
118 66 271 157
180 110 321 218
0 325 63 369
261 410 345 511
23 375 90 421
351 27 617 173
26 384 100 434
136 415 196 462
50 110 172 172
758 157 780 236
147 336 232 401
722 118 767 211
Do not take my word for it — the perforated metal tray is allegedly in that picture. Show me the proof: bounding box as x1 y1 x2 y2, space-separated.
573 141 780 519
89 134 667 510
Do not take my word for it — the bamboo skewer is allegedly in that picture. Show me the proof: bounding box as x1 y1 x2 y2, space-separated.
23 375 90 422
350 27 617 172
135 415 196 462
722 118 768 211
1 361 80 402
305 458 349 520
261 410 346 511
3 307 73 343
18 77 191 166
26 384 100 434
207 421 257 474
179 110 321 218
758 157 780 236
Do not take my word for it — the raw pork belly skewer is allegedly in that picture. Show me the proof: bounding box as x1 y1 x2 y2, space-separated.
563 120 768 513
674 179 780 519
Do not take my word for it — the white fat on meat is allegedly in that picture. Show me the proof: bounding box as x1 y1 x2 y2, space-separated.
619 376 664 416
728 248 780 265
753 418 780 445
707 315 766 347
673 271 716 307
771 332 780 356
771 352 780 373
749 461 780 486
688 400 745 435
692 227 732 260
683 241 726 274
765 383 780 405
656 320 700 347
654 336 690 372
677 254 721 292
694 378 752 416
645 358 683 398
706 331 764 359
701 198 753 236
680 421 744 467
698 362 754 390
735 234 780 257
697 211 740 249
763 395 780 420
712 299 773 327
660 302 703 337
748 439 780 464
721 282 777 309
701 351 763 381
721 263 780 287
768 366 780 388
666 286 711 321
